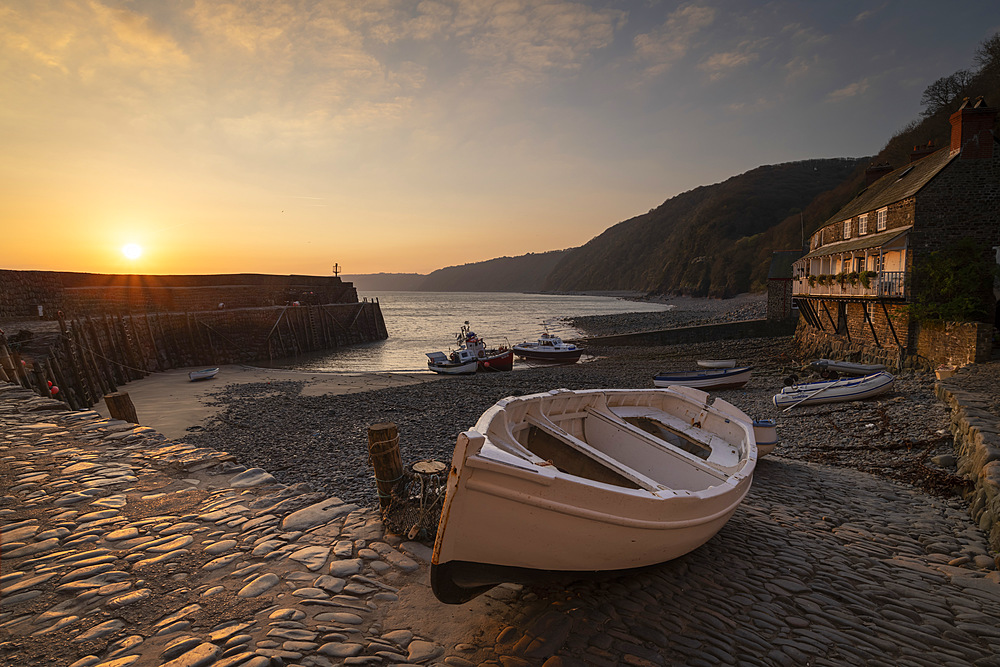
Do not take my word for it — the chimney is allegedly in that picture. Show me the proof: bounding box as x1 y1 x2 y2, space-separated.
909 140 936 163
865 162 893 186
949 97 998 159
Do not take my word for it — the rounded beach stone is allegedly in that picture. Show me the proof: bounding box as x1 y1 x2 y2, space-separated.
238 573 279 598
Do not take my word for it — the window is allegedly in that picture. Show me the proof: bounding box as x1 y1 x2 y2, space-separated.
843 220 851 239
859 214 868 235
876 208 887 231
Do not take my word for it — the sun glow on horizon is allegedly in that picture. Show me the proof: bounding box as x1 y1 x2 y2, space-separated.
122 243 143 260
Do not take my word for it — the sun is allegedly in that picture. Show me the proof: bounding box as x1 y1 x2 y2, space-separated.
122 243 143 260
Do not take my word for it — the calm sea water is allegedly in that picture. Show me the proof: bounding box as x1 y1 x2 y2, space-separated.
275 291 673 373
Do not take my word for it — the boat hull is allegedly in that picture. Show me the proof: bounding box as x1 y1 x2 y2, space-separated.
428 360 478 375
696 359 737 368
478 349 514 372
511 347 584 362
189 368 219 381
653 366 752 390
431 387 757 603
773 371 895 408
809 359 886 376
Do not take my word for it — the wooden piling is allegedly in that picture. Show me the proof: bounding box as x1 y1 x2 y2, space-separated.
104 391 139 424
367 422 404 510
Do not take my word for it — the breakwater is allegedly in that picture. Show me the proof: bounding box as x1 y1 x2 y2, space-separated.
578 317 797 346
0 302 387 410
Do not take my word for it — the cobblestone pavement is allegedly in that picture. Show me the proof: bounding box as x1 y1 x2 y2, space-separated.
2 381 1000 667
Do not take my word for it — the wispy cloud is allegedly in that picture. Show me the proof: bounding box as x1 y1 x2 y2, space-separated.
633 2 716 77
699 44 759 81
827 78 870 102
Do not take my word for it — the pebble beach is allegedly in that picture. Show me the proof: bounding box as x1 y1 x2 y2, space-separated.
3 293 1000 667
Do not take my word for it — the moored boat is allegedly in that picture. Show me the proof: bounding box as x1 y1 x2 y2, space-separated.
188 367 219 381
773 371 895 409
426 349 478 375
697 359 737 369
809 358 886 377
431 386 758 604
653 366 752 390
512 332 584 363
459 322 514 372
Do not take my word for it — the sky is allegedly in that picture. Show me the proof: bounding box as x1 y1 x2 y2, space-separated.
2 1 997 276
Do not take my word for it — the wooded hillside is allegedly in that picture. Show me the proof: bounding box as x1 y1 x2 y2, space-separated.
543 158 866 297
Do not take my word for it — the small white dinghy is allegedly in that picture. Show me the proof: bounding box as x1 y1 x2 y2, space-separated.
653 366 752 390
188 368 219 381
431 386 758 603
773 371 895 409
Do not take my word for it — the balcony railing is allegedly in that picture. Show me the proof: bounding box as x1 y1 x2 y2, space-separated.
792 271 907 299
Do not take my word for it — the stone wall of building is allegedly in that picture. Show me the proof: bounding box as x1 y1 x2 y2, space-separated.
767 279 794 321
916 320 994 367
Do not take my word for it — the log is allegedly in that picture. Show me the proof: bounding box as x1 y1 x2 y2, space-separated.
104 391 139 424
367 422 403 510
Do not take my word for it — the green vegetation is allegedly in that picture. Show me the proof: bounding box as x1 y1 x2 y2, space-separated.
542 159 865 297
908 239 997 322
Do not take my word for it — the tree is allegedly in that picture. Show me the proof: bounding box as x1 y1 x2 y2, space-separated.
919 70 973 117
974 31 1000 72
908 239 996 322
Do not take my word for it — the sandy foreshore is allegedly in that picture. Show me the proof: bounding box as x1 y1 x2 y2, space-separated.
94 364 437 441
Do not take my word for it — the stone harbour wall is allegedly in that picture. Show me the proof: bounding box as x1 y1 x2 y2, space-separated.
936 381 1000 552
0 270 360 318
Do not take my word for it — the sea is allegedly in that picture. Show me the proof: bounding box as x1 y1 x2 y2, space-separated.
269 291 673 374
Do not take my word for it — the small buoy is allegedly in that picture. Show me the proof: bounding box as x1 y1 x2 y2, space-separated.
47 380 53 387
484 361 490 367
50 386 59 395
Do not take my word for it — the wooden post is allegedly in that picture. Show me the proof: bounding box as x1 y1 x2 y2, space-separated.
31 360 49 398
104 391 139 424
367 422 403 510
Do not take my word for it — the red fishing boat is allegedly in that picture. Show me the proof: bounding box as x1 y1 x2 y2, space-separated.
459 322 513 372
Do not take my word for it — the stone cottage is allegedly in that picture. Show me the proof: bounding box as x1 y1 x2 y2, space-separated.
791 97 1000 370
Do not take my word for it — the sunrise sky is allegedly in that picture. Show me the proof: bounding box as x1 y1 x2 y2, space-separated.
2 1 997 276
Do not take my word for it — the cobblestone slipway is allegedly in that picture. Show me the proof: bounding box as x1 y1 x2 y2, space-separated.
2 380 1000 667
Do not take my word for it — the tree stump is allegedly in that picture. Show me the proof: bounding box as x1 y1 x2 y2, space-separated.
104 391 139 424
367 422 403 510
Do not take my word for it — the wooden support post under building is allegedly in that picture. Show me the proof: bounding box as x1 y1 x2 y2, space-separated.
367 422 403 510
104 391 139 424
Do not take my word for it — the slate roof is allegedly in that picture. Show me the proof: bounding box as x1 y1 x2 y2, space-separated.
800 226 911 260
823 148 957 225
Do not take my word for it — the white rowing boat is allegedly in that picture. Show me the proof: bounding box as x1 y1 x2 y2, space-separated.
653 366 752 390
431 386 758 604
772 371 895 409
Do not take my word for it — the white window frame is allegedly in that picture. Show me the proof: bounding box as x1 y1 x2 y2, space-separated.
859 214 868 235
876 208 887 231
843 220 851 239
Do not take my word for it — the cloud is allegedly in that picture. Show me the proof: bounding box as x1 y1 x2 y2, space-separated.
826 78 870 102
633 2 716 77
699 45 759 81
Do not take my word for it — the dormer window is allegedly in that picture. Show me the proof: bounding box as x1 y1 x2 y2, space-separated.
876 208 887 231
859 214 868 235
843 220 851 239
